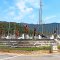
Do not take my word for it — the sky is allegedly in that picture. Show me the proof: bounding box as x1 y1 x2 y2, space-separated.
0 0 60 24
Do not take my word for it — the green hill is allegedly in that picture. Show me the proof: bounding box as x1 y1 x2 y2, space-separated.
0 21 60 36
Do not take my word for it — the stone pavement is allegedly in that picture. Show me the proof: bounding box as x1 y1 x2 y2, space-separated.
0 54 60 60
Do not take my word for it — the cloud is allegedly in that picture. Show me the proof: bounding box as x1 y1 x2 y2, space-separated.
15 0 34 14
26 0 39 8
43 15 57 24
44 15 57 20
16 0 26 12
26 8 33 13
29 14 35 20
13 0 35 22
2 0 39 23
8 11 15 16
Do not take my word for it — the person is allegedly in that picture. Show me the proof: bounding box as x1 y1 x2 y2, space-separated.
33 28 36 36
24 25 29 39
24 25 29 34
41 34 47 38
54 30 57 39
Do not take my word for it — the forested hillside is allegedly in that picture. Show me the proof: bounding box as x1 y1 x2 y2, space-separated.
0 21 60 36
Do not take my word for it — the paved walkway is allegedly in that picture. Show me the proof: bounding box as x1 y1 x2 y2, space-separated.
0 53 60 60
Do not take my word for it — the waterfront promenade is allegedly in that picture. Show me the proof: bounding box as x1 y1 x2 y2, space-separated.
0 53 60 60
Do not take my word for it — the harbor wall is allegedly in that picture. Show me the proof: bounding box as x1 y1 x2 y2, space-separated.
0 39 56 47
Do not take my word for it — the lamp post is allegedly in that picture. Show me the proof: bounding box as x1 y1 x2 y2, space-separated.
8 22 10 36
39 0 43 34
